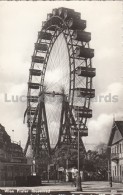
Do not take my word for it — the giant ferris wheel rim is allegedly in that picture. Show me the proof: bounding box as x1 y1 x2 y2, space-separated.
25 7 95 155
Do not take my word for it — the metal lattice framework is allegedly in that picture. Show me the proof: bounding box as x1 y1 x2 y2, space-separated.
24 7 95 175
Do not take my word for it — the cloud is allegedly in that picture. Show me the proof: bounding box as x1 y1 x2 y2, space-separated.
0 1 122 151
83 113 113 145
83 82 123 150
91 82 123 116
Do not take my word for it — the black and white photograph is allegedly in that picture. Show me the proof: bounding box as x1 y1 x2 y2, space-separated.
0 1 123 194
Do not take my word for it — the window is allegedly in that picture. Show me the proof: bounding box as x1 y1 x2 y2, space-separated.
119 143 122 153
111 148 113 154
115 146 116 154
115 146 117 154
120 165 122 176
112 170 114 177
115 166 117 176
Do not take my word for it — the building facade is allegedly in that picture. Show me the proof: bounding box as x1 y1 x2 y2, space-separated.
0 124 31 186
108 121 123 183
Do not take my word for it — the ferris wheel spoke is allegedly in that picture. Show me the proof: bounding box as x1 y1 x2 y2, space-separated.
45 98 62 145
52 33 65 65
45 70 69 93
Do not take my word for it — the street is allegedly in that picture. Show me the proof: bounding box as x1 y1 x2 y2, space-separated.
0 181 123 193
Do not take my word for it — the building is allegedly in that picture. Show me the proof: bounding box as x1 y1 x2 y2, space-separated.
0 124 31 186
108 120 123 183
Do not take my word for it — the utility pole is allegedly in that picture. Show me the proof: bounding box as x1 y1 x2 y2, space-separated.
76 127 82 191
76 107 82 191
107 146 112 187
47 164 50 183
12 129 14 142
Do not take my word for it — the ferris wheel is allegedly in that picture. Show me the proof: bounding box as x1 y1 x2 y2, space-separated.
24 7 95 170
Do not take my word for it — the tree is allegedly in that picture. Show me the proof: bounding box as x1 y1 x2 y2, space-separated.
84 148 108 181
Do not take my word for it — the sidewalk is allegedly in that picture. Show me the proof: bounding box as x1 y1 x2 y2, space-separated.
0 181 123 193
81 181 123 193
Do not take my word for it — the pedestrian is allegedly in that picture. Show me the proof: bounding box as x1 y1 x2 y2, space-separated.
73 175 76 187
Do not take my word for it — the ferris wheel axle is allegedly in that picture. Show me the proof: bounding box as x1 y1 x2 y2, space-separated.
39 91 67 97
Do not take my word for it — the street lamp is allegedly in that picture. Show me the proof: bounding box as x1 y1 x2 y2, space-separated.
76 107 82 191
107 146 112 187
76 126 82 191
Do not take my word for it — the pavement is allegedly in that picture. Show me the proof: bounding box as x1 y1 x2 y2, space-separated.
0 181 123 194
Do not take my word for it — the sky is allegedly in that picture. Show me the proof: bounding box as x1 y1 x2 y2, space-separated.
0 1 123 150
